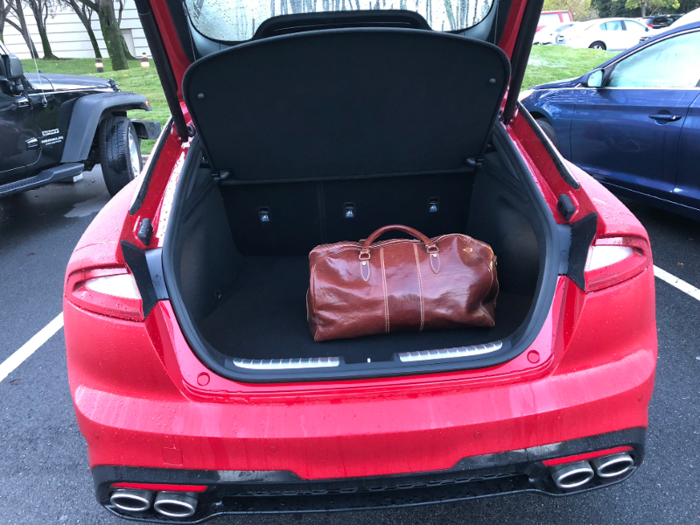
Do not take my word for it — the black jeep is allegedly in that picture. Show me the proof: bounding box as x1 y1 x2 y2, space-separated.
0 42 161 197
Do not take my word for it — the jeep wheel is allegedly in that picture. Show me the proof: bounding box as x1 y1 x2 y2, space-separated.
100 116 143 197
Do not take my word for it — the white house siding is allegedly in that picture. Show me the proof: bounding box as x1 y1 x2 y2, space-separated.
3 0 151 59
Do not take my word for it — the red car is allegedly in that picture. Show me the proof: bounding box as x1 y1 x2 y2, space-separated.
537 10 574 31
64 0 657 522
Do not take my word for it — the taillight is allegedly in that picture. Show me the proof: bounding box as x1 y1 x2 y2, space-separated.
67 268 143 320
584 236 651 292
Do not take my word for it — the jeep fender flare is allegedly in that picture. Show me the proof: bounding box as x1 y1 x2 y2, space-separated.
61 92 151 163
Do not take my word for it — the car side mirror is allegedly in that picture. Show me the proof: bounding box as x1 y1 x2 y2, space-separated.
7 54 24 80
583 69 604 88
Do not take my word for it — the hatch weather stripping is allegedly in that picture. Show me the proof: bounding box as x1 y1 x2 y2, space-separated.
399 341 503 362
233 357 340 370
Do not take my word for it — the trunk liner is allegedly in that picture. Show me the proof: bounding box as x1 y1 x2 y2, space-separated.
198 256 533 363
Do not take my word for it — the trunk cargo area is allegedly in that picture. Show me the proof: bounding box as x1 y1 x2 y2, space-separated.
165 28 553 377
171 151 544 365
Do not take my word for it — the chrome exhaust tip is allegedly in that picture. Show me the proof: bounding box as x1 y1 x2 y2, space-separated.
153 491 198 518
551 461 595 489
110 489 154 513
591 453 634 478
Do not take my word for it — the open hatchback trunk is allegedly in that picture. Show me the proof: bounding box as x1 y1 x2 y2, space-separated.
162 20 563 382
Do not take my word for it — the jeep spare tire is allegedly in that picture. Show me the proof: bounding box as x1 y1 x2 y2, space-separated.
99 116 143 197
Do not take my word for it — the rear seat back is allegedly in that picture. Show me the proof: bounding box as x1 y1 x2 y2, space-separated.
220 170 475 256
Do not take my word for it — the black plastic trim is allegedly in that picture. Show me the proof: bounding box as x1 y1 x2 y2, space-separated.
0 162 83 196
517 102 580 190
93 428 645 523
161 123 562 383
558 194 577 221
567 213 598 291
121 242 168 316
136 218 153 246
253 11 431 39
130 119 161 140
218 166 474 186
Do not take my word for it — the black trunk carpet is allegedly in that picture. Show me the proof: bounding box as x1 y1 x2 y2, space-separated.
198 257 533 364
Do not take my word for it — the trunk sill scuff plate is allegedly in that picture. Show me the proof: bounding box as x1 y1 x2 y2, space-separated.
399 341 503 362
232 357 341 369
231 342 504 369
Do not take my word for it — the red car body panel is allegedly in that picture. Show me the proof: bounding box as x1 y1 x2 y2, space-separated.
66 272 655 478
63 0 657 519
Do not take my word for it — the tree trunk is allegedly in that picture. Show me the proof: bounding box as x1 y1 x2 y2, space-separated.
96 0 128 70
8 0 39 59
27 0 58 60
115 0 136 59
85 18 102 58
120 34 136 61
0 0 7 42
36 22 57 59
69 0 102 58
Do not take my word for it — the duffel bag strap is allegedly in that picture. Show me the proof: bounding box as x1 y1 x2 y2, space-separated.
359 225 439 260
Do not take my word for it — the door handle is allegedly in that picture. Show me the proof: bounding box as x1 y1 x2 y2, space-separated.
649 113 682 122
15 96 30 108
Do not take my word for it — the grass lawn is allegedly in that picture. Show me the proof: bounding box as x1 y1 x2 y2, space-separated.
22 46 616 154
523 45 616 87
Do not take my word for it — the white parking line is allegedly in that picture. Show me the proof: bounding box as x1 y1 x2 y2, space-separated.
654 265 700 302
0 313 64 383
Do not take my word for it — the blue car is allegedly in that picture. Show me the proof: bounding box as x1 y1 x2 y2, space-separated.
521 21 700 220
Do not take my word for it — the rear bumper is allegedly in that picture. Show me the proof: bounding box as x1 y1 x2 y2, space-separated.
95 428 645 523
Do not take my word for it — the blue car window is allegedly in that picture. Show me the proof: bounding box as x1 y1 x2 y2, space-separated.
609 30 700 88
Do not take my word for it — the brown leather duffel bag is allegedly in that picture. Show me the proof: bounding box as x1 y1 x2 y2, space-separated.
307 225 499 342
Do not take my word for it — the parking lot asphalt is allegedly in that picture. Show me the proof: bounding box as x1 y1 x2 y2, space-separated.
0 171 699 525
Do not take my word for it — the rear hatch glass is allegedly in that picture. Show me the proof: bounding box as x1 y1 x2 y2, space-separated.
185 0 496 41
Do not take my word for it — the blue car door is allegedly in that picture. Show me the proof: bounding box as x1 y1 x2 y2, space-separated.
569 30 700 199
675 93 700 210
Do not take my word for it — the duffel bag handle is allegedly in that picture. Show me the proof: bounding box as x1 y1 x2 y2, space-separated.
359 225 439 260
